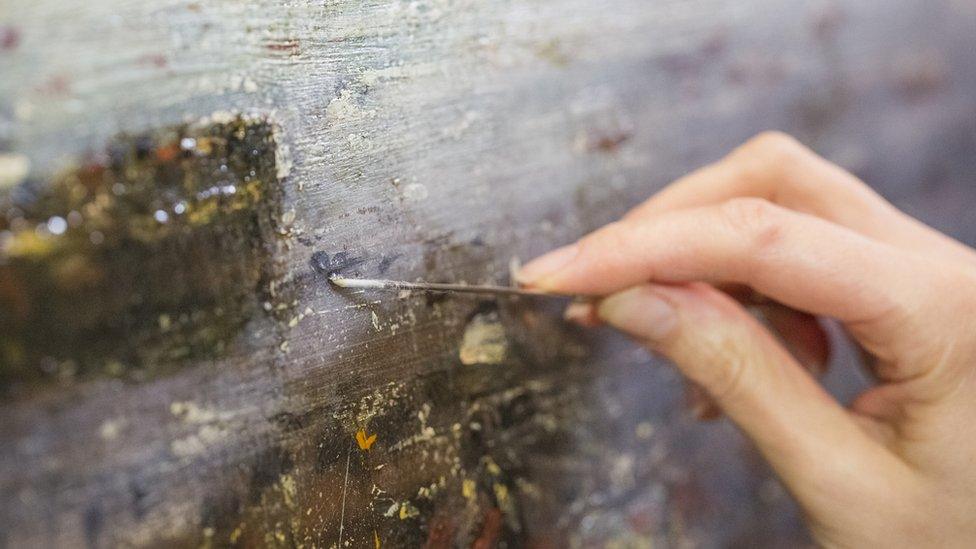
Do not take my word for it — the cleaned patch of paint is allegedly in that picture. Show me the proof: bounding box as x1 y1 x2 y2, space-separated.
459 310 508 365
0 115 285 386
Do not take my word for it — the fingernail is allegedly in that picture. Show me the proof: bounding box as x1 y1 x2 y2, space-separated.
564 301 599 327
516 244 579 286
598 287 677 342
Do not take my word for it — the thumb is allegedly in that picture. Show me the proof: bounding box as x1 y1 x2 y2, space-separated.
597 283 906 511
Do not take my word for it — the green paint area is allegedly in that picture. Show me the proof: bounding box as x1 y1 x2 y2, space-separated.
0 116 285 386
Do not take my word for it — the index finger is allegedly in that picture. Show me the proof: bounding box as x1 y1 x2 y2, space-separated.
519 198 923 326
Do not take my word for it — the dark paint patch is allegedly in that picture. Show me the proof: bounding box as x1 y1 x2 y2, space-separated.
128 478 150 520
83 505 103 549
268 410 305 433
586 129 633 153
424 292 449 307
200 490 244 537
472 508 504 549
309 250 367 278
246 445 295 504
424 514 457 549
377 254 399 274
314 420 346 471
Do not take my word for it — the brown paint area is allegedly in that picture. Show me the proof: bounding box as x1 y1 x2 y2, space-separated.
166 294 601 548
181 375 533 548
0 115 285 387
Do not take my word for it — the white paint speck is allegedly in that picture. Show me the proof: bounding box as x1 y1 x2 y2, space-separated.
242 77 259 93
281 209 296 225
98 418 126 440
46 216 67 235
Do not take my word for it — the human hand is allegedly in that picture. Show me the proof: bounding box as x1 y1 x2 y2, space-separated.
518 132 976 547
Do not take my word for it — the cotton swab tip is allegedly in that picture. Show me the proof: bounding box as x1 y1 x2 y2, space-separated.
328 275 386 289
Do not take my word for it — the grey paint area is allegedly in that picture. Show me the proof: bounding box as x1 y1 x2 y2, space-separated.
2 0 976 546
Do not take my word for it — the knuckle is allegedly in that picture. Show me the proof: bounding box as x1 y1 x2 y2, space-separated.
719 197 786 254
711 354 750 404
682 329 754 404
731 131 808 181
742 131 805 161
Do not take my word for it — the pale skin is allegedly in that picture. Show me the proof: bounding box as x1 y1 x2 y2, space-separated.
517 132 976 547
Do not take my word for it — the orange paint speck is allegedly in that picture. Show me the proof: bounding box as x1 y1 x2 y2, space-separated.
356 429 377 450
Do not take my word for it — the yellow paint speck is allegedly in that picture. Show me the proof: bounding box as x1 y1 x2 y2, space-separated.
484 456 502 476
280 474 297 508
398 501 419 519
493 483 509 505
462 478 477 501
